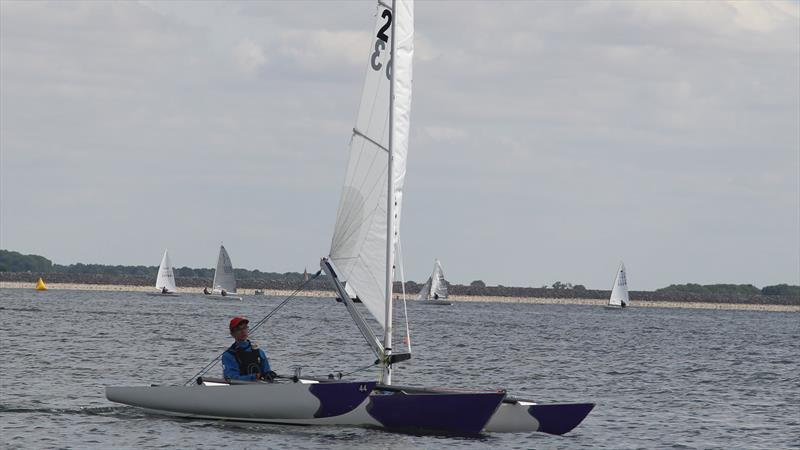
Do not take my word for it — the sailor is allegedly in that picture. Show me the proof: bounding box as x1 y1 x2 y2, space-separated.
203 287 210 295
161 287 168 294
222 316 276 381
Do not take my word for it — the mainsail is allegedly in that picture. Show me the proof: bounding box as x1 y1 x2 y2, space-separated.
155 249 177 293
329 0 414 329
212 245 236 294
608 262 629 307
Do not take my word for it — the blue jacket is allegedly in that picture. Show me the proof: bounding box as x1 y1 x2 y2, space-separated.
222 340 271 381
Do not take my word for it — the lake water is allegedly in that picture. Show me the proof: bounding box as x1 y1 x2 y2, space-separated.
1 288 798 449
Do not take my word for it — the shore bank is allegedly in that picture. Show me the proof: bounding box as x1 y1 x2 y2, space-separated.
3 281 797 313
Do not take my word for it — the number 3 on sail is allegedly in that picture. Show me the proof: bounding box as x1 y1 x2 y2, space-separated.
371 9 392 79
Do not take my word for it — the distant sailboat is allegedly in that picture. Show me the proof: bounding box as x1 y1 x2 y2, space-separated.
417 259 452 305
35 277 48 291
203 245 242 300
605 262 629 309
148 249 179 296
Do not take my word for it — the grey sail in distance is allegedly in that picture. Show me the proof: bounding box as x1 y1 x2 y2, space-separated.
212 245 236 294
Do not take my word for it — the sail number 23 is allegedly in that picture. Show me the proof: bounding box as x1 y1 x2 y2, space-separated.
370 9 392 80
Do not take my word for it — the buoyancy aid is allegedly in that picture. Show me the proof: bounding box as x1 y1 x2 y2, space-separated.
226 342 263 376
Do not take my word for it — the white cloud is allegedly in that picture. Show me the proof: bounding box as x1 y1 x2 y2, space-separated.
231 38 267 77
423 126 467 142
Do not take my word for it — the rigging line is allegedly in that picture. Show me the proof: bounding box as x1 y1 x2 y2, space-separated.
183 270 323 386
339 359 381 378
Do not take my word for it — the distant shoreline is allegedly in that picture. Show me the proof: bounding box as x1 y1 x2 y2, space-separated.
2 281 797 313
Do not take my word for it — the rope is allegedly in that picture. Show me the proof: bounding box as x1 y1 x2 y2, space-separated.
183 269 323 385
337 359 381 379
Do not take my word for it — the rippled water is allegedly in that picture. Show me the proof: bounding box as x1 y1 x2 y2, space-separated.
1 288 798 449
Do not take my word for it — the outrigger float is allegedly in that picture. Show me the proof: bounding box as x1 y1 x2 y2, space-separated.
106 0 594 435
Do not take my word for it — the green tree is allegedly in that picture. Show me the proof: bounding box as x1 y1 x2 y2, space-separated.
761 284 800 296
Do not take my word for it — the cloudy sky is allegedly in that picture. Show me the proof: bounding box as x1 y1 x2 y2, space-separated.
1 1 798 290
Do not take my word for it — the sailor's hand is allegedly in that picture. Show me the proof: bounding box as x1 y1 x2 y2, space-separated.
262 371 277 381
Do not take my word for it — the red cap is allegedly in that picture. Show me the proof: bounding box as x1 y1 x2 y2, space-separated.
229 316 249 331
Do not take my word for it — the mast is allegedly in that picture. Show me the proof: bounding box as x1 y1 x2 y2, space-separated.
383 0 397 385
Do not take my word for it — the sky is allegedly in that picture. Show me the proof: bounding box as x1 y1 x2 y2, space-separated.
1 1 798 290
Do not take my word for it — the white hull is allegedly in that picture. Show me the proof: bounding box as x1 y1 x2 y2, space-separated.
203 293 243 301
107 381 370 423
106 378 592 435
419 299 452 306
145 292 180 297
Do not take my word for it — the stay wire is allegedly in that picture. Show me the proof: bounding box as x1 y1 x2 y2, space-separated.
338 359 381 379
183 269 323 386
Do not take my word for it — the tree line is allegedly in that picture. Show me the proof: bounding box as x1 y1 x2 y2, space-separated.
0 250 307 282
1 249 797 296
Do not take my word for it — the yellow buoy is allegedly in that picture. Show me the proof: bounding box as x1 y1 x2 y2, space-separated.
35 277 48 291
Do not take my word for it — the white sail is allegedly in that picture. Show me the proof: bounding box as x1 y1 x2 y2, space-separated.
212 245 236 294
155 249 177 293
429 259 448 299
329 0 414 329
608 262 629 307
416 278 432 301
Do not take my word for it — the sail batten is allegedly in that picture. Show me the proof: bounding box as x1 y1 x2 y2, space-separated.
329 0 414 329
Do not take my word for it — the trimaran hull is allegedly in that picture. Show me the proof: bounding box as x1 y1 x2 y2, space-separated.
203 293 243 301
106 379 592 435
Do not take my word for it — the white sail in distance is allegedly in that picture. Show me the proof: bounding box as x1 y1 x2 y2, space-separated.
418 259 448 300
212 245 236 294
329 0 414 329
429 259 448 299
155 249 177 293
608 262 629 307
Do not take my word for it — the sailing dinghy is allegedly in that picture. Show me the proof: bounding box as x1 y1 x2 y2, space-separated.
203 245 242 300
605 262 629 309
416 259 452 305
146 249 179 296
106 1 592 434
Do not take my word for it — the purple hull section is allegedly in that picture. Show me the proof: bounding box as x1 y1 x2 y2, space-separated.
309 382 376 418
367 391 505 434
528 403 595 435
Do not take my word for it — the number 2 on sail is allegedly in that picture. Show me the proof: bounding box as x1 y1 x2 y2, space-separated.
370 9 392 79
